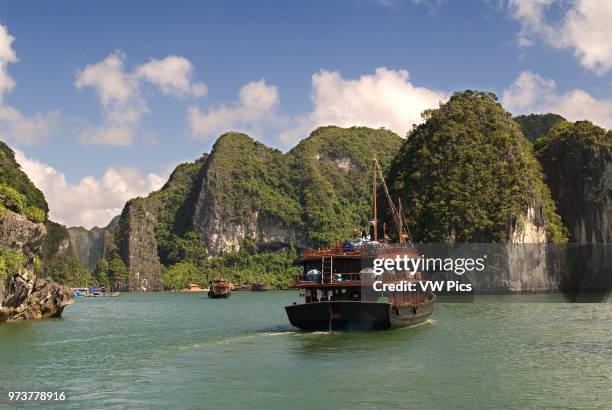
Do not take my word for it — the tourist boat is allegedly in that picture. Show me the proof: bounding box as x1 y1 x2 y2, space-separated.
208 278 233 298
285 158 436 331
250 283 268 292
71 287 120 298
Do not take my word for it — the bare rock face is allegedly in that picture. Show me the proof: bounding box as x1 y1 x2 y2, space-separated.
0 211 46 255
193 191 307 254
539 127 612 244
0 210 74 323
114 198 162 291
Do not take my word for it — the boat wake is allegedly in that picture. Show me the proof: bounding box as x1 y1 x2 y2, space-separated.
176 328 299 351
256 324 298 334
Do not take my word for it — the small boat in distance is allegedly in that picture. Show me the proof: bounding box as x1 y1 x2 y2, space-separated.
250 283 268 292
208 278 233 298
72 287 120 298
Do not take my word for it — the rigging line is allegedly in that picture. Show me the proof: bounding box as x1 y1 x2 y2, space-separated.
373 157 414 246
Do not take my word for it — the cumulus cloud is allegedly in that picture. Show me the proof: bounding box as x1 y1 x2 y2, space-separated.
188 80 279 140
502 70 612 128
279 67 446 144
188 68 445 145
136 55 207 98
76 52 135 105
77 52 205 145
0 106 60 145
14 149 167 228
0 24 18 102
76 52 146 146
508 0 612 74
0 23 59 145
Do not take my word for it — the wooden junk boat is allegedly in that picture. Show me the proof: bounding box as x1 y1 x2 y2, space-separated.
285 158 436 331
250 283 268 292
208 278 233 298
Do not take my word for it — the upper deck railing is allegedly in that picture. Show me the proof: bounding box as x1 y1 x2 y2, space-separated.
293 272 363 284
300 242 418 259
302 246 363 258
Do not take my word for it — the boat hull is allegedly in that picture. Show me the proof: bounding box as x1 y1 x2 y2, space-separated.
208 292 231 299
285 298 435 331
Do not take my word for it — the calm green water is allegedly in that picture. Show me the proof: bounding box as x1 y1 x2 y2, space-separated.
1 292 611 409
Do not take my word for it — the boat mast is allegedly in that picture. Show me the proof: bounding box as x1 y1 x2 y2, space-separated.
373 159 377 241
373 157 414 246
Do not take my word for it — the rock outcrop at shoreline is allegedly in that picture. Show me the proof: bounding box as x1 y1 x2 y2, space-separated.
0 270 74 322
0 210 74 323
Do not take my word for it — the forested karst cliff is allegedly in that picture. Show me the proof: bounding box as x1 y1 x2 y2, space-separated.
385 92 570 292
44 94 611 294
95 127 402 291
2 91 609 298
387 91 566 244
534 120 612 244
514 113 566 143
193 127 401 253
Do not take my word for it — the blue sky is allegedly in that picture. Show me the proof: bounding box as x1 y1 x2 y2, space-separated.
0 0 611 227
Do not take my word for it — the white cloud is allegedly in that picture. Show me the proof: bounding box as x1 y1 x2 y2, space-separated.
76 52 135 105
503 70 612 128
188 79 279 140
188 68 445 145
501 71 556 111
0 106 60 145
76 52 145 146
14 149 167 228
279 67 446 144
0 24 18 102
508 0 612 74
0 23 59 145
136 55 207 98
77 52 206 145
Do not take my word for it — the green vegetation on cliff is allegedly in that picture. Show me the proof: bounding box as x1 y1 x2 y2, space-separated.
289 126 401 245
387 90 566 243
205 133 300 228
160 238 300 290
514 113 566 143
534 120 612 156
154 156 208 265
0 142 47 222
0 246 27 279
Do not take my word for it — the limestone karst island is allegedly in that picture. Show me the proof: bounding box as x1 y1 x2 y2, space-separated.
1 1 611 409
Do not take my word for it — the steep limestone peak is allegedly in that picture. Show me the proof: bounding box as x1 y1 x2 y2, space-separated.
387 90 566 243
